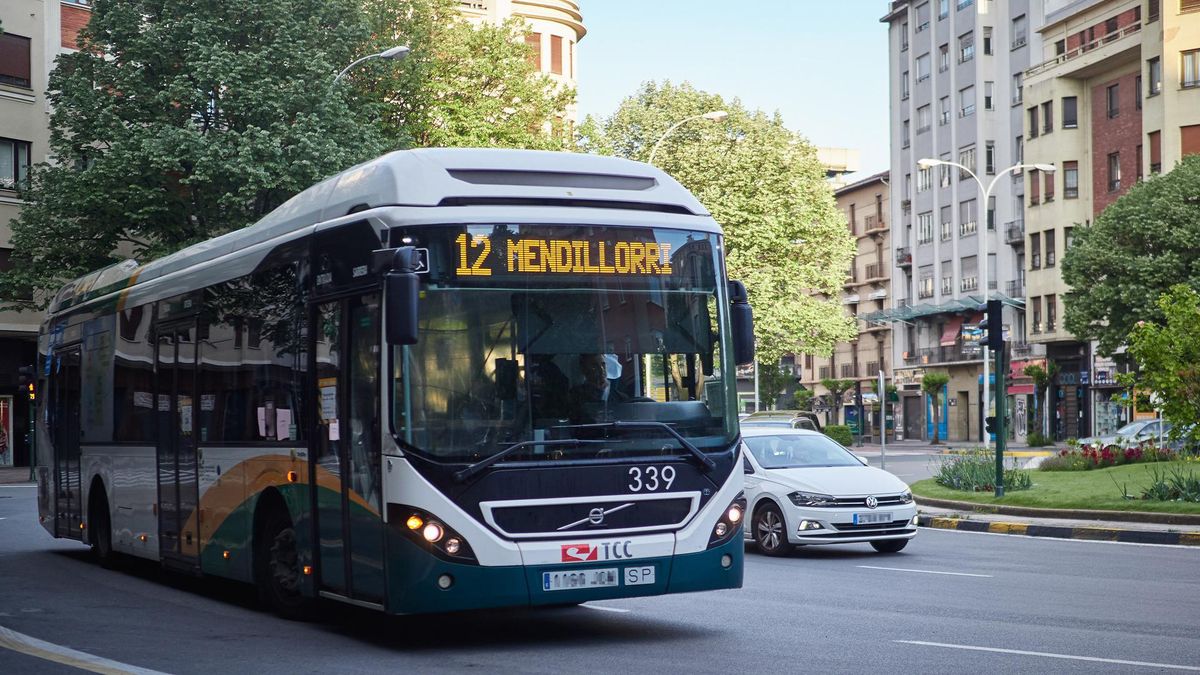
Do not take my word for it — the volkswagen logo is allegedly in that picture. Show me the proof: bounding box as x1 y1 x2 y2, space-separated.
588 507 606 525
865 495 878 509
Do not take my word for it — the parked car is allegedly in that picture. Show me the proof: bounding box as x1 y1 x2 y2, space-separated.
741 427 917 556
741 410 823 432
1078 419 1171 450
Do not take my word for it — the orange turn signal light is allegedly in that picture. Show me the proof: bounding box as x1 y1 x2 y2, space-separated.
406 515 424 531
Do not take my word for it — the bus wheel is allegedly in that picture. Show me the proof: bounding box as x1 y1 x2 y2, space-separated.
257 509 314 620
89 488 116 569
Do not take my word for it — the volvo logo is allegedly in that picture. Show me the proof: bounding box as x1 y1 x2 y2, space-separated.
557 502 636 531
865 495 878 509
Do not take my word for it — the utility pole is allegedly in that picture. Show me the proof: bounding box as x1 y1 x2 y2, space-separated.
985 300 1006 497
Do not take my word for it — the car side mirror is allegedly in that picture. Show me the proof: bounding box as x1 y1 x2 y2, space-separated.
728 280 755 366
854 454 869 466
384 247 420 346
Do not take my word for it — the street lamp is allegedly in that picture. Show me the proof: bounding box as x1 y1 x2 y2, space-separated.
332 45 411 85
647 110 729 165
915 158 1055 448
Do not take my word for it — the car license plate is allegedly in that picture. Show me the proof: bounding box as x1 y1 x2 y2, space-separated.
853 512 892 525
543 568 619 592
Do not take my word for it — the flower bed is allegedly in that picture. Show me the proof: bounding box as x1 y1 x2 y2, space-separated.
1040 441 1178 471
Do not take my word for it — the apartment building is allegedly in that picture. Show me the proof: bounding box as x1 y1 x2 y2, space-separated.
797 172 892 435
0 1 89 468
1022 0 1200 439
458 0 586 121
880 0 1041 442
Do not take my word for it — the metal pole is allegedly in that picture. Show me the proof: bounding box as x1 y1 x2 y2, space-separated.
753 362 760 412
879 370 887 471
994 340 1007 497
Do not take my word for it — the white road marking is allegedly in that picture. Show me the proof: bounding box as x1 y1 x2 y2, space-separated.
925 524 1200 550
0 484 37 488
582 603 631 613
0 624 170 675
857 565 992 578
896 640 1200 671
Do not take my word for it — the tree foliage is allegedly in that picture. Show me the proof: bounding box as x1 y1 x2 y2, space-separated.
1124 285 1200 449
2 0 385 305
756 359 797 410
580 81 857 365
1062 155 1200 355
921 371 950 445
357 0 575 150
820 378 856 425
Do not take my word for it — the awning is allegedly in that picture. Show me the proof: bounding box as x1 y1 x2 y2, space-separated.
939 315 964 346
1008 384 1035 395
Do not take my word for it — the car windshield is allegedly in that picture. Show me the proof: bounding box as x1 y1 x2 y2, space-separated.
390 224 738 462
744 434 862 469
741 420 794 428
1114 422 1149 436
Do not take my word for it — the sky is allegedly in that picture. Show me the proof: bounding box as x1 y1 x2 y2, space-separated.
576 0 892 179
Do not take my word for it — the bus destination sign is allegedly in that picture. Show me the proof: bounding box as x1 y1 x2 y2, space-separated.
454 233 673 277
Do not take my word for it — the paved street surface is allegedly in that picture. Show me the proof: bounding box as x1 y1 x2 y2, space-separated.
3 482 1199 674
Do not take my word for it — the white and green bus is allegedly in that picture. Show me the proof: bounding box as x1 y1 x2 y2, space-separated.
35 148 754 616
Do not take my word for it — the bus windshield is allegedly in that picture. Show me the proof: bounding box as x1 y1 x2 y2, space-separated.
391 224 737 463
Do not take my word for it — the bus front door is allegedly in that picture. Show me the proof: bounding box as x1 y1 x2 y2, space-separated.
155 320 201 571
312 294 385 604
52 347 82 539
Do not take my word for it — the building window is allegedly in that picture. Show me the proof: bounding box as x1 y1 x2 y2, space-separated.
1044 169 1055 202
0 33 32 88
1028 107 1039 139
939 155 952 187
983 27 993 55
1015 135 1024 165
1011 15 1027 49
959 85 976 117
939 0 949 19
1012 72 1023 105
1183 50 1200 89
941 265 954 295
1029 168 1041 205
916 53 931 82
918 212 934 244
1107 83 1120 118
959 199 977 235
986 196 997 231
1150 130 1162 173
1137 144 1144 181
1064 161 1079 198
919 268 935 299
940 205 952 240
959 32 975 63
1046 295 1057 332
985 141 996 174
1055 39 1066 56
1031 235 1041 270
958 145 976 176
550 35 563 75
917 104 931 133
1062 96 1078 128
1148 57 1162 95
939 96 951 125
984 81 994 110
1108 152 1121 192
901 22 909 51
903 120 911 148
1148 0 1160 22
1041 100 1054 134
1032 297 1042 333
525 32 542 68
1184 0 1200 13
917 166 932 191
0 138 32 191
957 0 973 8
902 71 910 99
1182 124 1200 157
915 2 930 31
939 44 950 72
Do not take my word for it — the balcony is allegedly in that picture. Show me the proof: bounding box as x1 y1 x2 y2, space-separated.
960 220 978 237
960 276 979 292
863 215 887 235
896 247 913 268
841 364 858 379
1005 221 1025 245
818 366 832 380
1026 20 1141 80
1006 280 1025 297
903 345 981 366
844 269 858 287
865 262 886 280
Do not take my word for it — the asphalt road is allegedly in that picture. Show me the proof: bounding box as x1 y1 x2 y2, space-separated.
3 483 1199 674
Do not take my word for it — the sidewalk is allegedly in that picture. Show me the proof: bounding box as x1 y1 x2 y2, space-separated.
0 466 35 485
851 438 1057 457
916 502 1200 547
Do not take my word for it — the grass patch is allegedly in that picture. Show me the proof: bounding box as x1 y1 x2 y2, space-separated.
912 460 1200 514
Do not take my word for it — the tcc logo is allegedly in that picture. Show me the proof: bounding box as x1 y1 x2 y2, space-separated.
561 544 598 562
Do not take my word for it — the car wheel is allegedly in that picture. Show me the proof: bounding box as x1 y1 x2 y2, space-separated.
871 539 909 554
753 503 790 556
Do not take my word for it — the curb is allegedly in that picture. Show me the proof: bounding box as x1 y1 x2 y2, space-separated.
915 495 1200 525
917 515 1200 546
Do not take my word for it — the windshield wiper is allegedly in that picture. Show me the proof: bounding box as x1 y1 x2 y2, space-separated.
455 439 608 483
562 421 717 472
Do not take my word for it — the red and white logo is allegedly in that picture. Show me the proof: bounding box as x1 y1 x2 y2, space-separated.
561 544 598 562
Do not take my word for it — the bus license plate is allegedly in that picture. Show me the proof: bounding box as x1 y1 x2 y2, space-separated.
542 568 619 592
853 512 892 525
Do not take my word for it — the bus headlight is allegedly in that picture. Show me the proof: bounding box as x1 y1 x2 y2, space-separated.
709 492 747 548
422 522 444 543
387 505 477 564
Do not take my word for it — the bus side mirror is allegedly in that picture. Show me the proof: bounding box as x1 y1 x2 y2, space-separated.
728 280 755 366
384 247 420 346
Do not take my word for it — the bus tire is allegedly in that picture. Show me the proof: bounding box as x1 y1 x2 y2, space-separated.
88 482 117 569
255 504 315 621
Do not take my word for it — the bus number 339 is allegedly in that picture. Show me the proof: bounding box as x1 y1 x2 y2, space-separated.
628 466 675 492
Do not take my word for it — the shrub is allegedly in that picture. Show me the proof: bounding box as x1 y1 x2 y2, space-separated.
825 425 853 446
934 450 1032 492
1042 441 1178 471
1026 431 1054 447
1139 465 1200 503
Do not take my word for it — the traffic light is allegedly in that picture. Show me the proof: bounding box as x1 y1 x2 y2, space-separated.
984 299 1004 350
985 416 997 434
17 365 34 400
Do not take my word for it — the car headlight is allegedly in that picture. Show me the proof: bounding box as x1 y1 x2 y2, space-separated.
898 491 913 504
788 491 838 507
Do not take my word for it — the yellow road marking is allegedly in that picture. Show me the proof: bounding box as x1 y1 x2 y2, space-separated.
987 522 1029 535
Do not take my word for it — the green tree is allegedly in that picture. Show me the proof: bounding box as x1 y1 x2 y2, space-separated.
921 371 950 445
792 389 815 412
2 0 384 305
1124 285 1200 450
581 81 857 364
756 359 794 410
358 0 574 150
1022 363 1057 439
820 378 856 425
1062 155 1200 355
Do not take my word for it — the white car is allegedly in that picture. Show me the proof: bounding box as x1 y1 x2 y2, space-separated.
741 427 918 555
